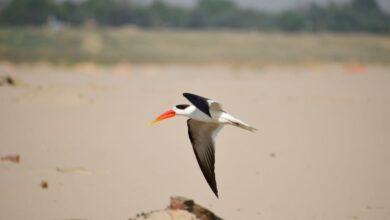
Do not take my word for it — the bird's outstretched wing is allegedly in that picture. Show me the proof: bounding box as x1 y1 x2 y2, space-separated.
183 93 223 117
187 119 223 198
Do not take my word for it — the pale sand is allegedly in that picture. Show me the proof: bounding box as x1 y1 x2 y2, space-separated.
0 63 390 220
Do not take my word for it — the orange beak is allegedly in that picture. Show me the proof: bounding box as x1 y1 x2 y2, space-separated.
149 109 176 126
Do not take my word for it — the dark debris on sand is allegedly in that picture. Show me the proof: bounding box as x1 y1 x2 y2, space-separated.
0 75 17 86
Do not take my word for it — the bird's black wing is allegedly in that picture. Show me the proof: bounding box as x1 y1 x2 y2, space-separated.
187 119 223 198
183 93 212 117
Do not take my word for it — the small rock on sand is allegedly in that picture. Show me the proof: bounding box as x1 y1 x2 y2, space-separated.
129 196 222 220
0 154 20 163
40 180 48 189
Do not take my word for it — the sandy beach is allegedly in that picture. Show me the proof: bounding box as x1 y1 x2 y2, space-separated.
0 63 389 220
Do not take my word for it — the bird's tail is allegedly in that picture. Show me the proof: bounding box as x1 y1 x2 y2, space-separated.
228 117 257 132
234 122 257 132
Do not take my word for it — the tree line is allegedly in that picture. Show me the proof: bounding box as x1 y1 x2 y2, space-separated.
0 0 389 33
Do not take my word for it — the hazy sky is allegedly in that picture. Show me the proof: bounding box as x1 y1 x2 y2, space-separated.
133 0 390 13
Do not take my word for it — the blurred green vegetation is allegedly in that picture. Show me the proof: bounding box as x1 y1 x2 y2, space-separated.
0 0 389 33
0 28 389 64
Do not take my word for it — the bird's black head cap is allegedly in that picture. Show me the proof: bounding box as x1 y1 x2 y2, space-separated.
176 104 190 110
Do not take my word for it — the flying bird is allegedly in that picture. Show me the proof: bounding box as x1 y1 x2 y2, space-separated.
150 93 256 197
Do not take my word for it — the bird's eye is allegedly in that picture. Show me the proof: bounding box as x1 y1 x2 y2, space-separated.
176 104 189 110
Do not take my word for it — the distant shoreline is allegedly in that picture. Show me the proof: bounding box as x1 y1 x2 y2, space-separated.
0 28 389 65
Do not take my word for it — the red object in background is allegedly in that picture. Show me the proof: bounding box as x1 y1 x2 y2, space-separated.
344 63 367 74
